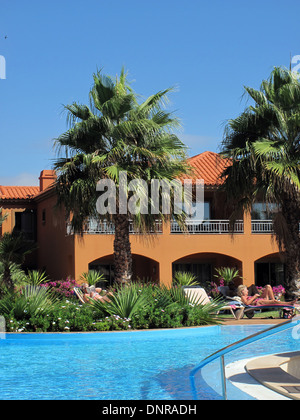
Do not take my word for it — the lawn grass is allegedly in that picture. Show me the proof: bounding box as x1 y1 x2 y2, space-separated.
219 309 284 320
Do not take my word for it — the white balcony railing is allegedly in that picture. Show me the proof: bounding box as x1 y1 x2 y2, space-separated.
68 218 293 235
170 220 244 234
67 219 244 235
72 219 164 235
251 220 273 234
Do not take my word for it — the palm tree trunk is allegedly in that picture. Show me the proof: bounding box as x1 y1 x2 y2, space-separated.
279 197 300 299
3 264 14 292
113 214 132 285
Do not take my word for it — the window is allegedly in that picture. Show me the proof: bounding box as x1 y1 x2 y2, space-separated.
251 203 278 220
255 262 286 288
186 201 211 222
204 201 211 220
42 209 46 224
173 263 212 288
14 209 36 240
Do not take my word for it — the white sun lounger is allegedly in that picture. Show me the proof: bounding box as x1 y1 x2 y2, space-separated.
183 287 244 320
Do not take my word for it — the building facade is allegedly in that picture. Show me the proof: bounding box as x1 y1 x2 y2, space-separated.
0 152 285 288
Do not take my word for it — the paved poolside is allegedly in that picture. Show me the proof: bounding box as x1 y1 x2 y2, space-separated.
222 318 286 326
226 358 290 400
223 317 297 400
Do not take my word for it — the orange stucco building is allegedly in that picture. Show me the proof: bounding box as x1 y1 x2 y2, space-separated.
0 152 285 289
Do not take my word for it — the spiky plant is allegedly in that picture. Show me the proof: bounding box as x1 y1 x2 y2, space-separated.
214 267 241 285
92 282 150 319
26 270 49 286
0 285 60 320
80 270 107 287
173 271 199 286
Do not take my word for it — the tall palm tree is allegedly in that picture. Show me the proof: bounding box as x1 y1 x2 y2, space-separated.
54 68 190 285
221 67 300 298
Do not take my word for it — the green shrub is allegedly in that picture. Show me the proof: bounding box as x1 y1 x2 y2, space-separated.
0 282 222 332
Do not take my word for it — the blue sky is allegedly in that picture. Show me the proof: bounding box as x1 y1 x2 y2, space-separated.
0 0 299 185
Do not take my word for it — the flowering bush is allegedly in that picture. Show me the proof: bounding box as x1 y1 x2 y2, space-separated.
272 285 286 297
4 299 95 332
41 279 80 298
209 279 225 299
257 285 286 299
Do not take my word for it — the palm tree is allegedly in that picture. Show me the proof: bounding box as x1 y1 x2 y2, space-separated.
0 208 7 227
221 67 300 298
0 232 36 292
54 68 190 285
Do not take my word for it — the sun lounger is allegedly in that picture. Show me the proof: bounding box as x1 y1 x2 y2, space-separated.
73 287 86 304
183 286 245 320
242 302 300 319
217 287 300 319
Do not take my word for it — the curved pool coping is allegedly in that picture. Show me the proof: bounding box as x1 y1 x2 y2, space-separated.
245 351 300 400
225 358 290 400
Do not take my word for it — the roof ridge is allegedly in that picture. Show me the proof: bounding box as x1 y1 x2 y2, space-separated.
185 150 230 185
0 185 40 200
0 185 39 189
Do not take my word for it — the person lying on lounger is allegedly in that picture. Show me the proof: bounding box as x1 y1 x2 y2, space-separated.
81 283 113 303
237 284 297 306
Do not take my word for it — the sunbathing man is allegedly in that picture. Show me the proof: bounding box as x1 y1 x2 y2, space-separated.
237 284 297 306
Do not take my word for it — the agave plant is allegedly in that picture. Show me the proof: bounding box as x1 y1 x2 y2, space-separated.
173 271 199 286
156 285 224 325
80 270 107 287
214 267 241 285
26 270 49 286
92 282 149 319
0 285 60 320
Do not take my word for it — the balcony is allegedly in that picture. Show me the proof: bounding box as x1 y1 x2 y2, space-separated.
251 220 273 234
67 218 163 235
170 220 244 234
67 218 293 236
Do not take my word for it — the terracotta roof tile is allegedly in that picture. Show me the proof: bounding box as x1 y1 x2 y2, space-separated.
0 153 229 200
0 186 40 200
184 151 231 186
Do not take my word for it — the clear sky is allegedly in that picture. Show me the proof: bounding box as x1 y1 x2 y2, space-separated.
0 0 299 185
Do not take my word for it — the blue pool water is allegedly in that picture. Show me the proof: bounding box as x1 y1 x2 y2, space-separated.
0 324 299 400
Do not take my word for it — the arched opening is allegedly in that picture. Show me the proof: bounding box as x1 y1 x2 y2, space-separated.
255 253 286 288
88 254 159 286
172 252 242 288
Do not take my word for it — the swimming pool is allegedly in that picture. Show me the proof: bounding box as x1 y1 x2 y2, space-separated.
0 324 299 400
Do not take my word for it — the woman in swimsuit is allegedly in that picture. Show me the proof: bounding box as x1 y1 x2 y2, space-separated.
237 284 297 306
81 283 112 303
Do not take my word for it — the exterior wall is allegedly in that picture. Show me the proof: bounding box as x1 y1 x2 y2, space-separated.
0 202 35 234
0 186 282 287
72 213 279 287
35 192 75 280
0 202 38 268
